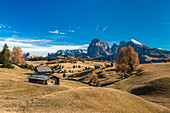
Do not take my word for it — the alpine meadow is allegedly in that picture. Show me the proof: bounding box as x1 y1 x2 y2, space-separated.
0 0 170 113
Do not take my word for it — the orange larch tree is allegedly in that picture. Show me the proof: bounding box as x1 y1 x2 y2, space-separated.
11 46 25 65
116 46 139 79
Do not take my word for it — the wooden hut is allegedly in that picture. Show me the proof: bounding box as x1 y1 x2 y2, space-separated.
27 74 60 85
34 67 52 74
94 64 102 69
28 66 60 85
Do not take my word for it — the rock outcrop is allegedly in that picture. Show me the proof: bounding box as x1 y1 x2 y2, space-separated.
111 39 170 63
24 53 34 59
111 43 118 59
87 38 111 57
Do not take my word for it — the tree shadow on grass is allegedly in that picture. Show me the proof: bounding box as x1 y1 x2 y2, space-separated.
24 73 33 76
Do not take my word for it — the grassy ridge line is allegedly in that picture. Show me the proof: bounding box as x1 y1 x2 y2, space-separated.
19 87 169 113
106 63 170 108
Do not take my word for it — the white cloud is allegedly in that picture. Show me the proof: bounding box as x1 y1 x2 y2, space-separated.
0 37 88 56
0 24 6 28
102 26 108 32
49 30 66 35
68 30 75 32
3 37 51 43
0 40 36 48
60 32 66 35
96 25 99 31
49 30 59 34
0 23 11 29
22 44 89 56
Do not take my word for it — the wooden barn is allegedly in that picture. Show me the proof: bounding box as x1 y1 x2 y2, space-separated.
28 67 60 85
27 74 60 85
34 67 52 74
94 64 102 69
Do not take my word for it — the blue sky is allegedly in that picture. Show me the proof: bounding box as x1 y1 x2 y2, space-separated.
0 0 170 56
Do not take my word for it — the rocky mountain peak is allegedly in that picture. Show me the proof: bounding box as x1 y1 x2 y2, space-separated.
87 38 111 57
130 39 143 45
111 43 118 58
92 38 100 43
119 41 127 46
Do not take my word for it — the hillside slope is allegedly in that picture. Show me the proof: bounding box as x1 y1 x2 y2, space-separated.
12 87 170 113
0 64 169 112
0 68 90 112
107 62 170 108
67 67 121 86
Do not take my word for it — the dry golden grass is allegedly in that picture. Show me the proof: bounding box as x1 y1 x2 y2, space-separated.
27 61 104 72
67 66 120 86
0 62 170 112
0 68 90 112
26 61 48 66
106 62 170 108
3 87 169 113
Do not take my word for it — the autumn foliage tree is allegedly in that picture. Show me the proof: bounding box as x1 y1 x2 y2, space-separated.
116 46 139 79
11 46 25 65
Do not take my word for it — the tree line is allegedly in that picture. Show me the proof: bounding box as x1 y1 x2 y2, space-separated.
0 43 140 80
0 43 26 68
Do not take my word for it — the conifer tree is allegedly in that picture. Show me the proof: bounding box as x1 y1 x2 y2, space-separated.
0 43 13 68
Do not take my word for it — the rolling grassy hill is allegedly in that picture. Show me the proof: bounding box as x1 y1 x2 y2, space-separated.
106 62 170 108
0 63 169 112
2 87 170 113
67 66 121 86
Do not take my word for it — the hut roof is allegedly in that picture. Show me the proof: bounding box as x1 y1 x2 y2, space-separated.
27 74 60 80
94 64 102 66
35 67 52 72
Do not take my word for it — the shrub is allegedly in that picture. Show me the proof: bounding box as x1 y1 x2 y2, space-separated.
51 68 55 74
111 62 114 67
40 63 43 66
78 65 81 68
64 69 66 73
63 72 66 77
24 64 29 68
59 65 62 69
29 65 34 69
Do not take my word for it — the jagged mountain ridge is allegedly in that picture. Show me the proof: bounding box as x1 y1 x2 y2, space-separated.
87 38 111 57
87 38 170 63
46 38 170 63
47 49 87 58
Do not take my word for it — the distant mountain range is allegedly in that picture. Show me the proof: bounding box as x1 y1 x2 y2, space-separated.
87 38 170 63
24 53 35 59
47 49 87 58
44 38 170 63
